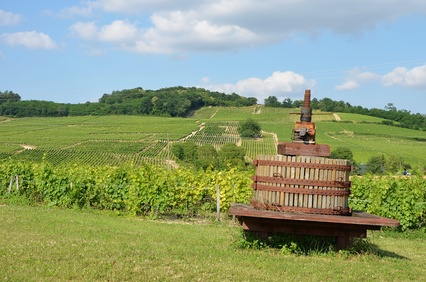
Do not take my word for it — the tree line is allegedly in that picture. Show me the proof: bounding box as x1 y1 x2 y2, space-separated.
264 96 426 131
0 87 257 118
1 88 425 130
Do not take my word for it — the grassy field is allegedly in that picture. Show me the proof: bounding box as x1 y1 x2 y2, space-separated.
1 106 426 166
1 203 425 281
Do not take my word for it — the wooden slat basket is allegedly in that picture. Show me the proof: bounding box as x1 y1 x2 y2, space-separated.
251 155 352 216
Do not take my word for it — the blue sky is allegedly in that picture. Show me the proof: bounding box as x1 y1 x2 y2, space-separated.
1 1 426 114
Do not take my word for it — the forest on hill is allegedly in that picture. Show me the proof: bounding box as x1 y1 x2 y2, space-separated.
0 87 257 118
264 95 426 131
1 87 425 130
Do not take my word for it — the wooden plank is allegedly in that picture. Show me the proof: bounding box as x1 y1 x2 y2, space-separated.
278 154 284 206
277 142 330 157
305 156 311 207
284 155 290 206
329 158 336 208
229 204 400 227
294 156 301 207
239 217 368 237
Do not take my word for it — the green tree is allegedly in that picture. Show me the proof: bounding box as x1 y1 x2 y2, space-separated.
367 154 386 174
282 98 293 108
238 118 262 138
386 155 410 174
264 96 281 107
195 144 218 170
329 147 354 162
171 142 198 163
218 143 246 169
0 90 21 104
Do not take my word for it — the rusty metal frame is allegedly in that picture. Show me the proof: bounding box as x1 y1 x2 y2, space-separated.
253 159 353 171
252 175 351 188
252 183 351 196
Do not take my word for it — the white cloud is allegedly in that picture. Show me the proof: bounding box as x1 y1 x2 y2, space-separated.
336 64 426 91
382 65 426 88
70 16 259 54
0 10 21 26
336 68 381 91
65 0 426 55
69 22 98 40
203 71 316 103
0 31 57 50
98 20 138 42
70 20 139 42
335 80 360 91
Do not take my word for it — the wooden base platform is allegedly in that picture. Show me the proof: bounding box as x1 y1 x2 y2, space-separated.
229 203 400 250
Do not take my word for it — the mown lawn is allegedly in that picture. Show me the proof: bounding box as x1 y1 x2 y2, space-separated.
1 203 425 281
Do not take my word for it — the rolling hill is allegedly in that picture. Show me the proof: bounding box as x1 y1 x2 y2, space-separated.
1 106 425 167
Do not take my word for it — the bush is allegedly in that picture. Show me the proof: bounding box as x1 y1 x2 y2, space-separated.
218 143 246 169
350 174 426 231
0 160 253 217
238 118 261 138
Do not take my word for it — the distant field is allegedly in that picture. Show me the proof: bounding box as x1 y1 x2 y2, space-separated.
1 107 426 166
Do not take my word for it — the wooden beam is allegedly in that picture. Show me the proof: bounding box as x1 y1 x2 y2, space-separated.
229 204 400 250
277 142 330 157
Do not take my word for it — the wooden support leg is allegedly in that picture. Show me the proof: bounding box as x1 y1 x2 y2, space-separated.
336 236 351 250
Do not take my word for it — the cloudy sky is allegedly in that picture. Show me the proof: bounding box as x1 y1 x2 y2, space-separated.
1 1 426 113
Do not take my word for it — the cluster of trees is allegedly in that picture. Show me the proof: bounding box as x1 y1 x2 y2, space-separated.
171 142 246 170
330 147 411 175
0 87 257 118
237 118 262 138
0 90 21 103
264 96 426 131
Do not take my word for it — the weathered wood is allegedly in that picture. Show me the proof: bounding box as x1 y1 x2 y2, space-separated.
229 204 399 228
252 155 352 215
277 142 330 157
229 203 400 250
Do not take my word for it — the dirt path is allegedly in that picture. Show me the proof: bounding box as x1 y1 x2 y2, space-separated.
21 144 37 150
13 144 37 155
261 131 278 147
252 106 261 114
333 113 341 121
180 123 205 141
210 109 219 119
0 117 14 123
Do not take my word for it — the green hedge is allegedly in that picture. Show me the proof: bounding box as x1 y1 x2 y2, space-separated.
2 160 425 231
0 161 253 217
350 175 426 231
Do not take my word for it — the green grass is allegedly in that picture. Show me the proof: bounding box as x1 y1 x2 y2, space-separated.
0 115 199 148
2 107 426 167
1 203 425 281
315 121 426 163
337 113 388 123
